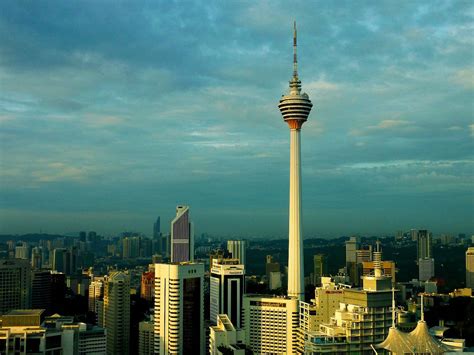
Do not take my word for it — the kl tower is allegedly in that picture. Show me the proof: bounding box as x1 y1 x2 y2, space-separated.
278 22 313 301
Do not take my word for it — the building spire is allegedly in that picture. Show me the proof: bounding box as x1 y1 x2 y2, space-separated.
293 21 298 79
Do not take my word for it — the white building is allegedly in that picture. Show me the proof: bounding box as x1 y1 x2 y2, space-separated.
209 314 247 355
242 295 299 354
268 271 282 290
154 262 204 355
226 240 247 266
61 322 107 355
304 257 393 353
210 258 245 327
419 257 435 281
466 247 474 289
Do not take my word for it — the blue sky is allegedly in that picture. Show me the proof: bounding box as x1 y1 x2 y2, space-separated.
0 1 473 237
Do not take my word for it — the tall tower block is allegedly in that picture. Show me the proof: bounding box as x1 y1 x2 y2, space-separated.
278 22 313 301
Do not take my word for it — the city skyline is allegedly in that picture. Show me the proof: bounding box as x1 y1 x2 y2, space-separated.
1 1 473 236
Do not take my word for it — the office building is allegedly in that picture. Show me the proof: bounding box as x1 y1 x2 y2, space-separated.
209 314 247 355
265 255 280 284
413 229 433 260
122 236 141 259
89 277 105 313
170 205 194 263
419 257 435 281
243 295 299 354
210 258 245 327
52 248 78 275
467 247 474 289
31 246 43 269
103 271 130 355
61 322 107 355
313 254 327 285
0 310 63 354
154 262 204 355
226 240 247 266
0 258 32 314
14 243 29 260
345 236 359 264
139 320 154 355
140 271 154 302
153 216 161 239
278 22 313 300
269 271 282 290
31 270 52 310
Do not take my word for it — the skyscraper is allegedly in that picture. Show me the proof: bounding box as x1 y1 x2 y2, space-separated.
278 22 313 301
103 271 130 355
154 262 204 355
313 254 327 285
153 216 161 239
467 247 474 289
170 205 194 263
226 240 247 266
0 258 32 314
210 258 245 327
414 229 432 260
419 257 435 281
242 295 299 354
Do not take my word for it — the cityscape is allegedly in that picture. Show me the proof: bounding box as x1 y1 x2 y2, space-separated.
1 2 473 355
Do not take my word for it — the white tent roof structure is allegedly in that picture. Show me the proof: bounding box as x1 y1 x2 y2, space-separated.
376 293 450 354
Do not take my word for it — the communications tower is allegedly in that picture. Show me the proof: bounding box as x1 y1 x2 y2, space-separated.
278 22 313 301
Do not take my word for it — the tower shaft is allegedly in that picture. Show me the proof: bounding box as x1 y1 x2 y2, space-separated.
288 127 304 300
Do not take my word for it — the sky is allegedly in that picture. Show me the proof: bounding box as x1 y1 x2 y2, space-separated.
0 0 473 238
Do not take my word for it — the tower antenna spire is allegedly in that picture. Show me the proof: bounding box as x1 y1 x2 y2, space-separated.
293 21 298 79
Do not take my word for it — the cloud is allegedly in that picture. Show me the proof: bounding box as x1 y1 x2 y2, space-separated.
0 1 473 235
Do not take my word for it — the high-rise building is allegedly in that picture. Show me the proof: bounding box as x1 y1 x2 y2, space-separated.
414 229 432 260
466 247 474 289
313 254 327 285
419 257 435 281
89 276 105 313
153 216 161 239
140 271 155 302
154 262 204 355
31 246 43 269
345 236 359 264
243 295 299 354
0 258 32 314
61 322 107 355
103 271 130 355
138 320 154 355
278 22 313 301
304 264 393 353
269 271 282 290
170 205 194 263
265 255 280 284
226 240 247 266
52 248 78 275
31 270 52 310
210 258 245 327
209 314 247 355
14 242 29 260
